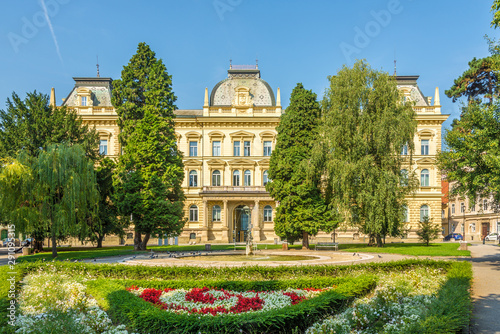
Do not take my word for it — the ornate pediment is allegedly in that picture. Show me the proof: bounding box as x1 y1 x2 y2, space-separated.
416 157 435 165
184 159 203 167
228 159 256 167
185 131 202 142
259 131 276 142
229 130 255 142
257 158 270 167
417 129 435 139
206 159 227 167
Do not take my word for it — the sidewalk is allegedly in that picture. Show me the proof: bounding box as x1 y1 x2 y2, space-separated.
468 243 500 334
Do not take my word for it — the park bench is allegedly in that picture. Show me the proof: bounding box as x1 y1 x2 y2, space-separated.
314 242 339 251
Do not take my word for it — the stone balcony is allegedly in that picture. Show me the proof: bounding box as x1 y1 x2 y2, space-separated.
201 186 268 194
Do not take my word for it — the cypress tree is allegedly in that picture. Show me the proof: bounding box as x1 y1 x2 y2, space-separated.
267 83 335 249
112 43 185 251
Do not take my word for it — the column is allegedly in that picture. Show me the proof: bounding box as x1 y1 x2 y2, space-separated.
253 200 261 241
222 199 230 242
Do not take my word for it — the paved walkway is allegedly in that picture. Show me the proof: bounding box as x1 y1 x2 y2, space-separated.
468 243 500 334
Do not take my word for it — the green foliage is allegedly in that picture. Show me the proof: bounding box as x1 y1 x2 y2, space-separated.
416 216 442 246
0 144 99 257
18 259 455 282
313 60 418 246
86 275 375 334
437 101 500 204
406 261 473 333
0 266 24 334
0 91 99 160
268 83 335 246
445 56 499 104
112 42 185 250
87 158 125 247
492 0 500 29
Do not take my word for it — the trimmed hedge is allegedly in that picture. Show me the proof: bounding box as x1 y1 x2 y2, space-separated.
86 275 376 334
19 258 455 281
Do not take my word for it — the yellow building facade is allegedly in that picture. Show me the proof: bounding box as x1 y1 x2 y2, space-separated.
55 67 448 245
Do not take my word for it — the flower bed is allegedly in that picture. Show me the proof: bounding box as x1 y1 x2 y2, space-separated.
127 286 326 316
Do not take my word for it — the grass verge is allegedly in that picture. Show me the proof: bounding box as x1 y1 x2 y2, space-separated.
337 242 471 257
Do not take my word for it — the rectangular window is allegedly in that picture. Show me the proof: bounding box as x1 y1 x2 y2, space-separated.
189 141 197 157
99 139 108 155
244 141 251 156
470 204 475 212
470 223 476 233
263 141 272 156
421 139 429 155
81 96 87 106
460 203 465 213
451 204 455 215
233 141 240 156
212 141 221 156
401 143 408 155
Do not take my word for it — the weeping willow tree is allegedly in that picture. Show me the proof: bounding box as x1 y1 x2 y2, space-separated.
312 60 418 247
0 144 98 257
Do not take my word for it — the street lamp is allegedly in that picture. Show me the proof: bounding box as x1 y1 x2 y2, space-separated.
246 204 254 256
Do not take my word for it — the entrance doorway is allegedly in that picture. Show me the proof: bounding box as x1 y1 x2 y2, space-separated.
481 222 490 240
234 205 250 242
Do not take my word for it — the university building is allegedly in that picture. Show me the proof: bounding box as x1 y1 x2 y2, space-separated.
49 65 448 246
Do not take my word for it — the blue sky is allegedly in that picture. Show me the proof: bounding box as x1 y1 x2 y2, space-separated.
0 0 497 134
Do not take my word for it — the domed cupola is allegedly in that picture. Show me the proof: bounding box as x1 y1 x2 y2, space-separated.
210 64 276 107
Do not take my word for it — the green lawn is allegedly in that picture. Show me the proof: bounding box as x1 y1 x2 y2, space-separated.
17 243 302 262
16 241 469 262
336 242 471 257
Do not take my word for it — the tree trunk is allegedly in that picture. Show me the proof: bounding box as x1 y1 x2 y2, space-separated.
134 230 142 251
33 239 43 252
140 233 151 251
302 231 309 250
51 232 57 258
375 235 383 247
96 235 104 248
367 234 376 246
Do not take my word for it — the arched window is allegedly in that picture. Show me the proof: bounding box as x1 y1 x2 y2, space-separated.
233 170 240 186
420 169 429 187
212 205 221 221
189 170 198 187
263 205 273 222
212 170 221 186
189 205 198 222
420 205 429 222
263 170 269 186
400 169 408 186
244 170 251 186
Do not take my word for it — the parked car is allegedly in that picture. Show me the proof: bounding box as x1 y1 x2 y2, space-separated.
2 238 20 247
443 233 463 241
484 233 499 241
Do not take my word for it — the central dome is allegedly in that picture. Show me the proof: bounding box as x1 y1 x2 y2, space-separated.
210 65 276 107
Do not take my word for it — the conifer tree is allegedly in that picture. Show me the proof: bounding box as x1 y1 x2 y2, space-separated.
0 91 99 160
313 60 418 247
112 43 185 251
267 83 334 249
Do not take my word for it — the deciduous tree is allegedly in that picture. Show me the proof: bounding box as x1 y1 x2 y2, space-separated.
312 60 418 247
112 43 185 251
0 144 98 258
